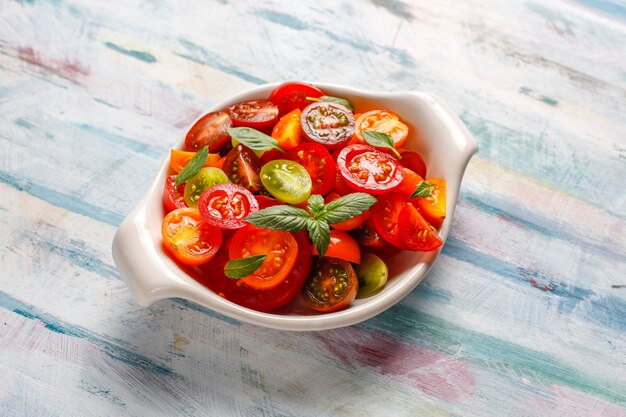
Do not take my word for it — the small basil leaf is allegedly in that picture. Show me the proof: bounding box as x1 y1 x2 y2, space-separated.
307 219 331 258
319 192 377 224
410 181 435 198
244 205 311 231
175 146 209 187
362 131 401 159
306 95 354 111
227 127 285 153
224 255 267 279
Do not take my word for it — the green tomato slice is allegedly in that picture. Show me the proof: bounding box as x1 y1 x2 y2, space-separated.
184 167 230 207
356 253 388 298
260 159 312 204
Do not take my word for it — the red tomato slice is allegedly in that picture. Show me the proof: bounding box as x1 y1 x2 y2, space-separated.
162 208 222 266
337 144 404 195
287 142 336 196
259 148 285 165
222 144 263 192
332 165 354 196
355 109 409 148
398 204 443 251
255 195 282 209
197 184 259 230
353 218 386 248
228 99 279 131
163 175 187 213
312 229 361 264
399 150 427 178
269 82 324 115
371 192 410 249
302 257 358 313
195 231 312 311
395 167 424 196
229 225 299 290
414 177 446 229
185 111 232 152
325 192 370 231
301 102 355 149
271 109 304 150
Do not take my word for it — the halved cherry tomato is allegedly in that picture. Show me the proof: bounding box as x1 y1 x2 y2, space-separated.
395 167 424 196
399 150 427 178
228 99 279 131
198 183 259 230
259 148 285 165
222 144 263 192
371 192 409 249
303 257 358 313
195 231 312 311
271 109 304 150
337 144 404 194
355 109 409 148
301 102 355 149
229 225 298 290
353 218 386 248
414 178 446 229
325 192 370 231
312 230 361 264
162 207 222 266
260 159 312 204
183 167 230 208
332 166 354 196
255 195 282 209
398 204 443 251
163 175 187 213
170 150 221 173
185 111 232 152
287 143 336 196
269 82 324 115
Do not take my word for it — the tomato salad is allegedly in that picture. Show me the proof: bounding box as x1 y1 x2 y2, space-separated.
161 82 446 313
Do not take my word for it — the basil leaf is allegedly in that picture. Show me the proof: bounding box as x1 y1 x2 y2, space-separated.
244 205 311 231
307 219 331 258
410 181 435 198
308 194 325 217
224 255 267 279
306 95 354 111
175 146 208 187
227 127 285 153
319 192 377 224
362 131 401 159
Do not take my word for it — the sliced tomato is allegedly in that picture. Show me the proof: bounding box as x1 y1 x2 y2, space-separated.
185 111 232 152
228 99 279 131
162 207 222 266
287 143 336 196
271 109 303 150
170 149 221 173
222 144 263 192
414 178 446 229
395 167 424 196
302 257 358 313
195 231 312 311
163 175 187 213
399 150 427 178
325 192 370 231
332 166 354 196
197 184 259 230
255 195 282 209
337 144 404 194
371 192 409 249
228 225 298 290
312 230 361 264
353 218 386 248
269 82 324 115
398 204 443 251
259 148 285 165
355 109 409 148
301 102 355 149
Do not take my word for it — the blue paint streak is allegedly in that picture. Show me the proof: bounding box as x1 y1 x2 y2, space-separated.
572 0 626 20
93 97 121 110
104 42 157 64
14 118 34 129
256 10 307 30
177 40 267 85
42 238 121 280
74 123 164 159
0 170 124 226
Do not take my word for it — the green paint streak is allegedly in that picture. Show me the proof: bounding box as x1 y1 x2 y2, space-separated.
104 42 156 63
93 97 120 110
368 304 626 404
540 95 559 107
519 86 532 95
519 86 558 107
14 118 34 129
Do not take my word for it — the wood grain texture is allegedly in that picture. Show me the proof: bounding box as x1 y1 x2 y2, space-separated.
1 0 625 415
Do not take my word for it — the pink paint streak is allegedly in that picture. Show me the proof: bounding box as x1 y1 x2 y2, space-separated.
316 327 475 401
18 47 89 82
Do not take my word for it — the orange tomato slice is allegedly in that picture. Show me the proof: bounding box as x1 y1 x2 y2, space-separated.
414 177 446 229
161 207 222 265
170 149 221 173
355 109 409 148
271 109 303 150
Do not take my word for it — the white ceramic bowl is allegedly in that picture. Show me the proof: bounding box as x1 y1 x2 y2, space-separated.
112 82 478 331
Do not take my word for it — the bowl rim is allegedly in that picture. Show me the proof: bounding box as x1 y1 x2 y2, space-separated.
112 82 478 331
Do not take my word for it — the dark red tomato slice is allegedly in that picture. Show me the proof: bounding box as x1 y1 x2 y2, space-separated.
311 229 361 264
185 111 232 152
301 102 355 150
198 184 259 229
255 195 282 209
228 99 279 131
398 204 443 251
222 144 263 192
287 143 336 196
302 257 358 313
195 231 313 311
162 208 222 266
337 144 404 195
269 82 324 115
325 192 370 231
259 148 284 165
353 218 386 248
399 150 427 178
371 192 409 249
163 175 187 213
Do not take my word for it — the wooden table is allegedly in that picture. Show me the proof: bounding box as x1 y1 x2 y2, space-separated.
1 0 625 415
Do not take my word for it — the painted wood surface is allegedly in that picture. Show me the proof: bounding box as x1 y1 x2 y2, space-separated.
1 0 625 415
